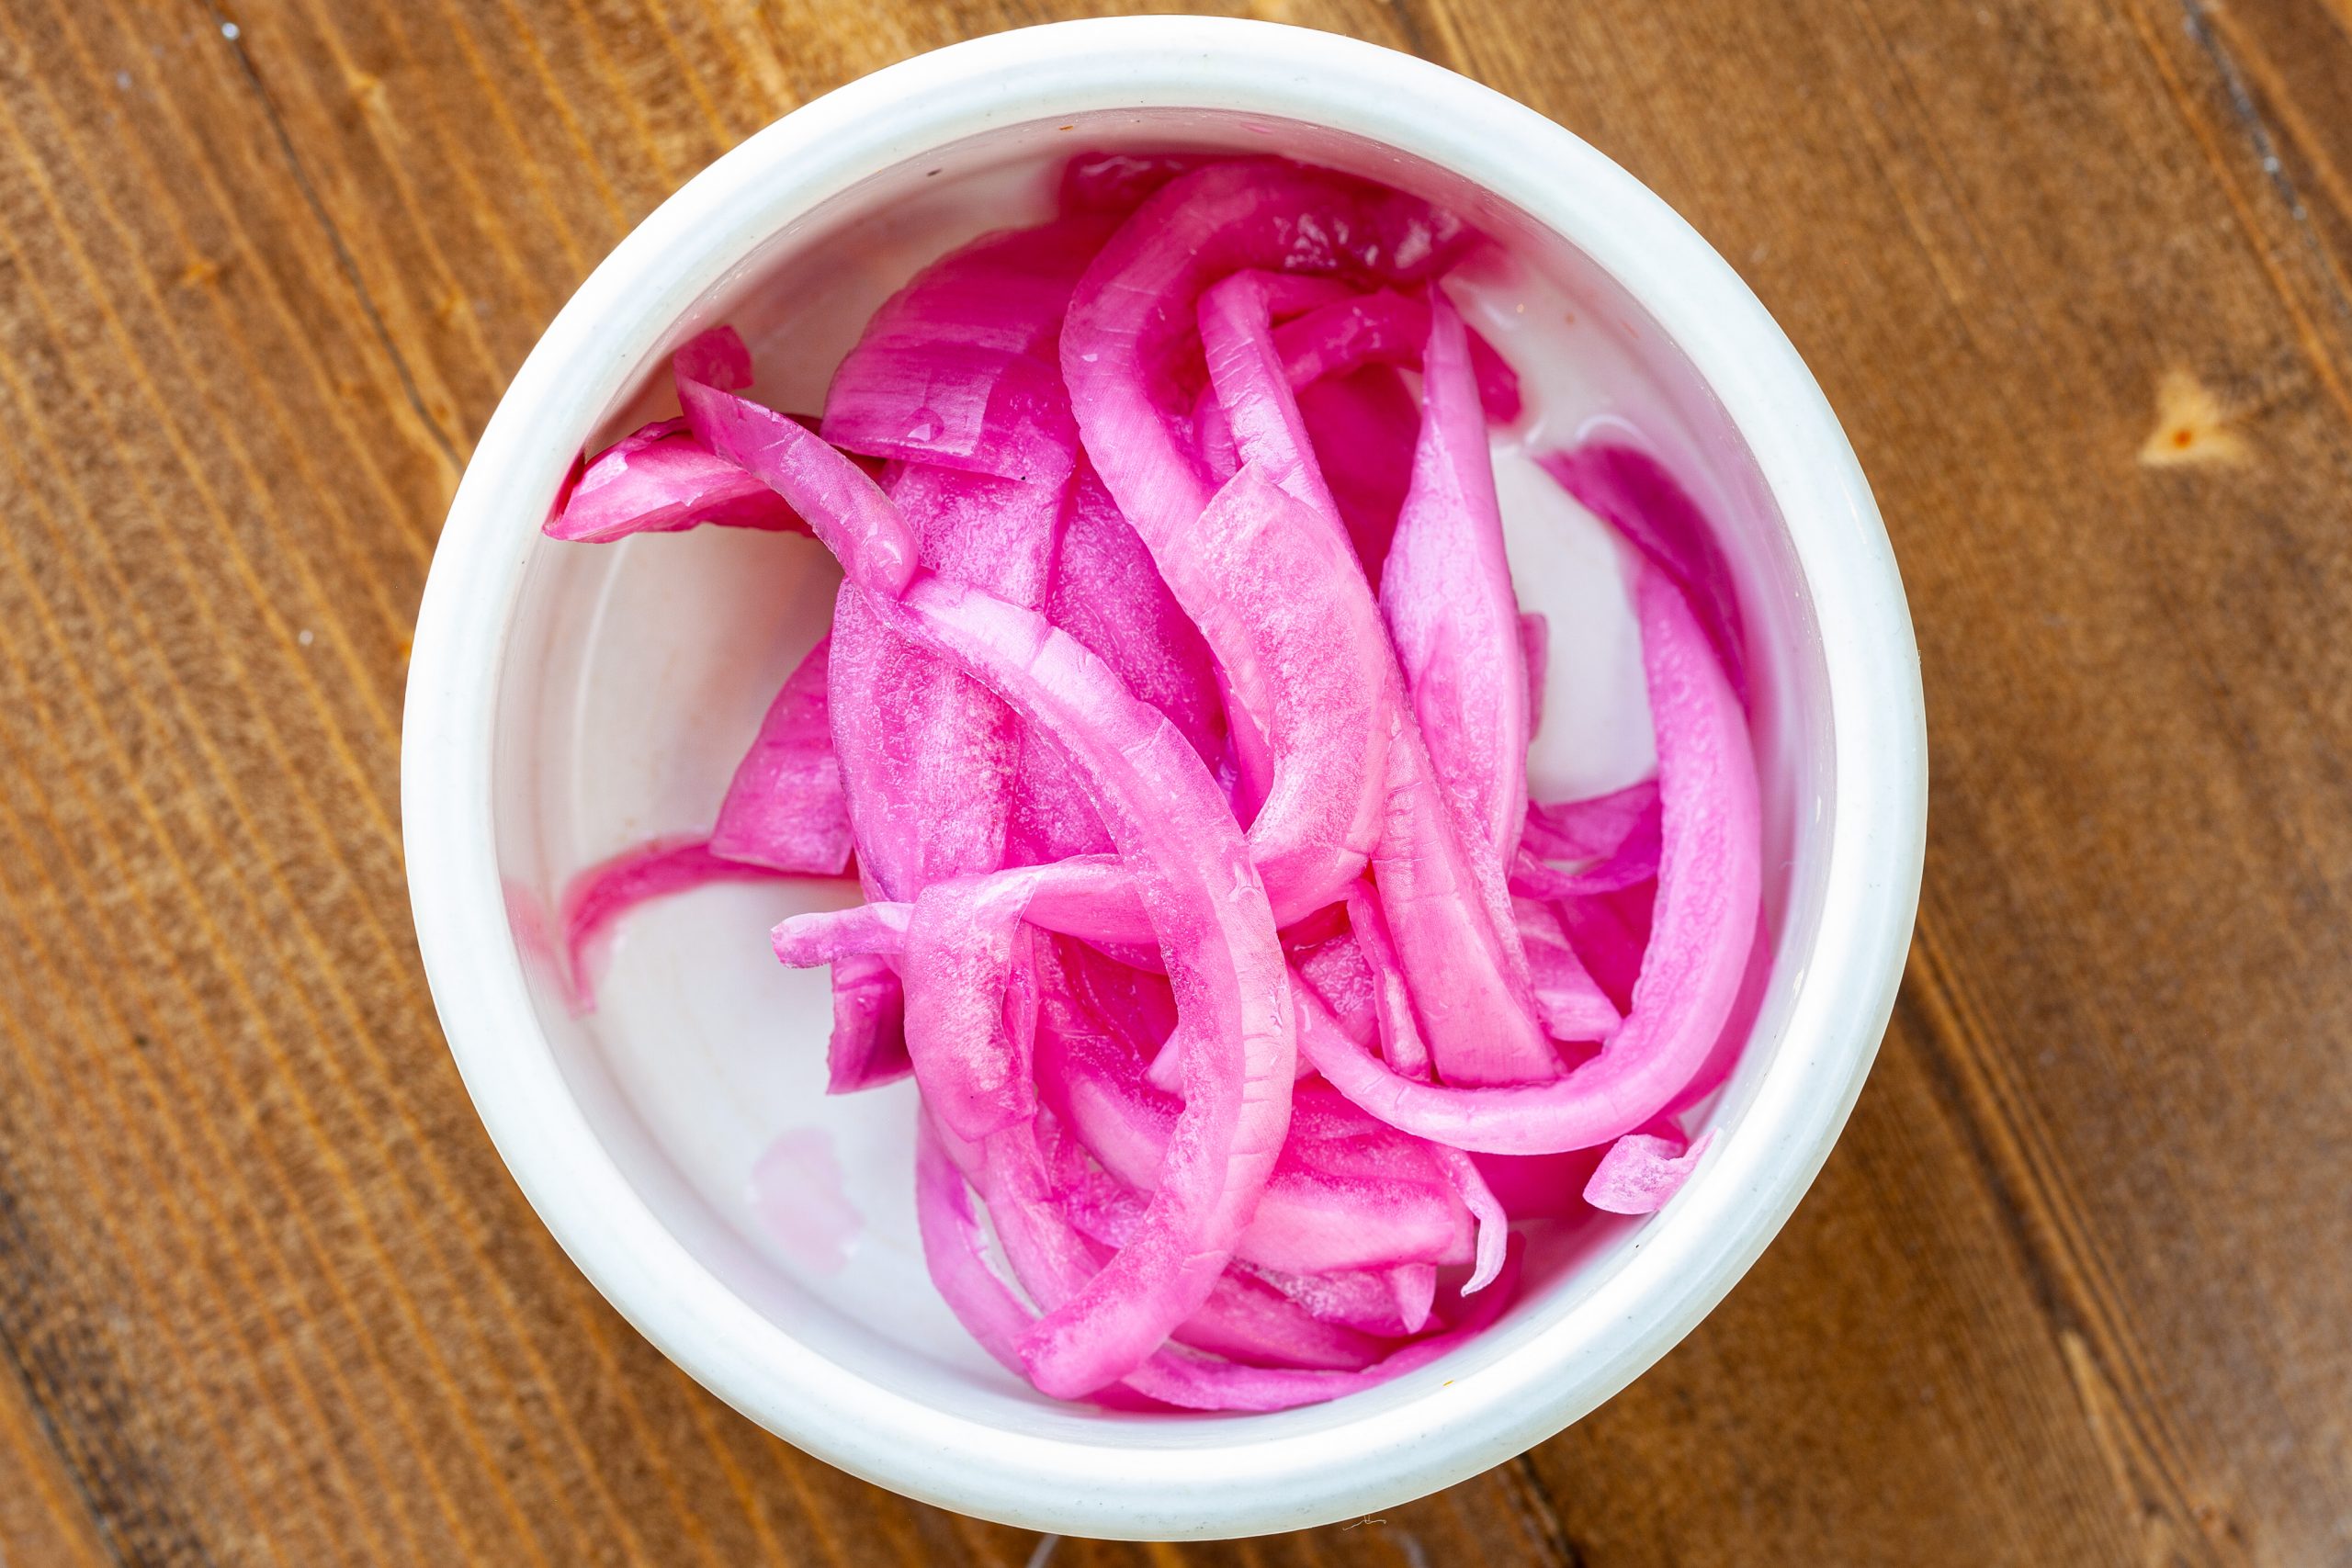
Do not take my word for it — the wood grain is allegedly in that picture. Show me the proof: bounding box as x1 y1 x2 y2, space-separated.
0 1338 114 1568
1 0 2347 1562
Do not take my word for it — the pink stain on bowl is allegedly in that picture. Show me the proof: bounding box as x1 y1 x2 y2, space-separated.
502 879 571 1009
749 1126 864 1274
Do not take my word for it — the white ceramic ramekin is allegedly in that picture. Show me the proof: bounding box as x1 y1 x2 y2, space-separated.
403 16 1925 1540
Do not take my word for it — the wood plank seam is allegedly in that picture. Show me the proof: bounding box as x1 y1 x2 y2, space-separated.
0 1280 133 1566
1500 1454 1587 1568
1899 918 2249 1568
0 1348 150 1568
2176 0 2352 341
0 1179 204 1568
2197 9 2352 299
2112 0 2352 428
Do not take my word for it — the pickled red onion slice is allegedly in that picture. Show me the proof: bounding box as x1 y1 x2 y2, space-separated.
537 156 1775 1409
1585 1129 1716 1215
708 637 854 876
1300 570 1758 1151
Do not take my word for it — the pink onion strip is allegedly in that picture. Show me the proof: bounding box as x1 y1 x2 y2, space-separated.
863 573 1295 1399
1298 569 1759 1152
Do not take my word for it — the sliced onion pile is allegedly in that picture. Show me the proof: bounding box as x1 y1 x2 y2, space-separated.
543 154 1763 1410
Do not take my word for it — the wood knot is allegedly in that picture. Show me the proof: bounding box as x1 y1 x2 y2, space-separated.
2139 368 2246 467
346 69 392 125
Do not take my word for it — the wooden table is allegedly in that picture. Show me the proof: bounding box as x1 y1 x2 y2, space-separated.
4 0 2348 1561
